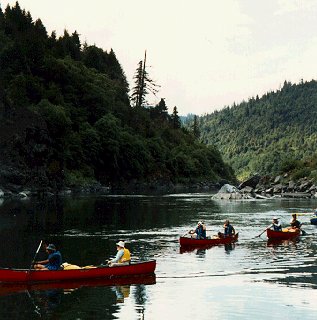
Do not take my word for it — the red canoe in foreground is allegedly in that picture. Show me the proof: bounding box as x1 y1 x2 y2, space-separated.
180 233 239 247
266 228 300 240
0 260 156 284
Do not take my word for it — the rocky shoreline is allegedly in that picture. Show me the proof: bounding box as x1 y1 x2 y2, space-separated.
1 168 316 201
0 178 223 200
212 174 317 200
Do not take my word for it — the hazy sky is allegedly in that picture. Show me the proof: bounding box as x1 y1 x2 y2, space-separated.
3 0 317 115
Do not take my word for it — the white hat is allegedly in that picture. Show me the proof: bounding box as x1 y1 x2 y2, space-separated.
116 241 125 248
197 221 202 225
273 217 279 220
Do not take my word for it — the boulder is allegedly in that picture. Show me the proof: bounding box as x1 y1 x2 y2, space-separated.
273 184 284 193
240 186 254 193
288 181 295 190
274 175 282 184
212 183 251 200
218 184 239 193
18 192 28 198
238 174 261 189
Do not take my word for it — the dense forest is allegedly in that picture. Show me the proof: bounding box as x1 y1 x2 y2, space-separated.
198 80 317 181
0 2 235 192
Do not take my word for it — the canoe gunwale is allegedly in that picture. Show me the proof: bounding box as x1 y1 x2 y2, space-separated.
0 260 156 284
180 232 239 247
266 228 300 240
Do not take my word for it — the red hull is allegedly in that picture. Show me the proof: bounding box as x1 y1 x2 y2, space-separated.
179 233 239 246
266 228 300 240
0 274 156 297
0 260 156 284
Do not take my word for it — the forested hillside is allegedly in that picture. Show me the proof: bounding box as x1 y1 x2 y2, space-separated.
0 3 235 192
199 80 317 180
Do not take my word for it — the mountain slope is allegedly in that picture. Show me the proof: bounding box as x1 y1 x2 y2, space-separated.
0 3 235 191
199 80 317 179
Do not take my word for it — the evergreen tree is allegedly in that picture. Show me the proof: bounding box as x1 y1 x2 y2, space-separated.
130 51 159 108
193 115 200 139
151 98 169 121
0 2 236 190
171 106 181 129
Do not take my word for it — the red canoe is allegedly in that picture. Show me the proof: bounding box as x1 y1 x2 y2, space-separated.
0 260 156 284
179 233 239 247
266 228 300 240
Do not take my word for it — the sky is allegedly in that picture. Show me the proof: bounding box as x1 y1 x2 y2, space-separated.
3 0 317 115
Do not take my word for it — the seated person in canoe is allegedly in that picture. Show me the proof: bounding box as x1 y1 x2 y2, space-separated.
290 214 301 229
189 221 207 239
34 243 62 270
218 220 235 238
270 217 282 231
107 241 131 267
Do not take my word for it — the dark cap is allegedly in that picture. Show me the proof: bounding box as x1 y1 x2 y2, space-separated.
47 244 56 251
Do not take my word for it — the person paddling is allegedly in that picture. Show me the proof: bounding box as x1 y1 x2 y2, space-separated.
223 219 235 237
189 221 207 239
218 220 235 238
270 217 282 231
290 214 301 229
34 244 62 270
107 241 131 267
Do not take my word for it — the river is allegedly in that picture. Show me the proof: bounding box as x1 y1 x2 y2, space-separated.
0 193 316 319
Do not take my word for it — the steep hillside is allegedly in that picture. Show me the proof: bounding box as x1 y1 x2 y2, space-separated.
199 80 317 179
0 3 235 192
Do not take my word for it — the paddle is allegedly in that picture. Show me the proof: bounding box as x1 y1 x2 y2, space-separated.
26 290 41 316
255 224 272 238
29 240 43 272
299 224 307 236
182 230 193 237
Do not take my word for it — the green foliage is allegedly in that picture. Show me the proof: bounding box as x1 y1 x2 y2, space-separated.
33 99 71 137
199 80 317 179
0 2 235 190
65 169 97 187
292 167 311 180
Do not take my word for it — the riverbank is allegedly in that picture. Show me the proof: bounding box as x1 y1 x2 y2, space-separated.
213 174 317 200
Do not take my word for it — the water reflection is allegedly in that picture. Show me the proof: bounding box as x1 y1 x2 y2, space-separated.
29 288 63 317
0 275 156 319
224 243 235 253
179 243 236 255
112 285 130 303
1 195 317 319
266 238 299 248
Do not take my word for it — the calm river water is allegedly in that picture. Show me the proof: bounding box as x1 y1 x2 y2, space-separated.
0 193 317 319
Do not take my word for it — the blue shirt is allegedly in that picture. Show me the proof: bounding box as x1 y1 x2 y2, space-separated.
195 225 206 239
224 224 234 236
45 251 62 270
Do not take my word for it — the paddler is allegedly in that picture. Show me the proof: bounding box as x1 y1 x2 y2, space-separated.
107 241 131 267
34 243 62 270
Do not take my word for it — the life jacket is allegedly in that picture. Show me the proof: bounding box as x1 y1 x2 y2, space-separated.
195 225 206 239
272 223 282 231
119 248 131 263
224 224 233 236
